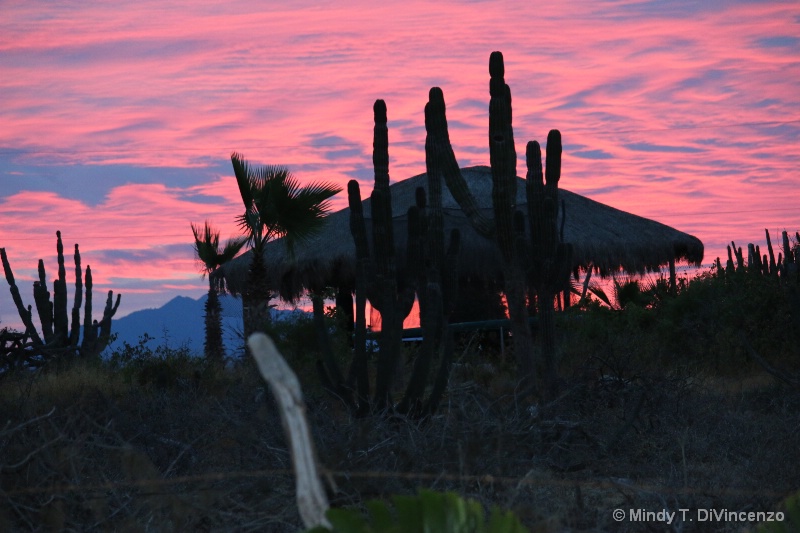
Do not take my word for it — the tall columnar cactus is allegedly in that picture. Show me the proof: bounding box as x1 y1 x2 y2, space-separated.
1 231 121 364
488 51 519 263
716 229 800 337
392 88 466 416
348 100 419 412
425 86 532 382
525 136 574 390
781 231 800 280
718 230 799 283
424 52 571 392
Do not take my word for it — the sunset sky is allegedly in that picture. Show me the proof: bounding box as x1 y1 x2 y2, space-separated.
1 0 799 330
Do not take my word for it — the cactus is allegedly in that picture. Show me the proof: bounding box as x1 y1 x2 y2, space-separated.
425 87 493 237
765 229 778 275
397 189 460 415
348 100 419 412
719 230 799 286
525 136 574 391
1 231 120 366
392 91 466 415
780 230 799 280
732 241 745 271
424 52 572 393
339 99 462 416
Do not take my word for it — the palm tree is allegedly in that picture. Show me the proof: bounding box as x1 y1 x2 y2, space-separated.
231 152 341 339
191 221 246 362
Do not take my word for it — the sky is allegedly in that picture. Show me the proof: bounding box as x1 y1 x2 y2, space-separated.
1 0 799 330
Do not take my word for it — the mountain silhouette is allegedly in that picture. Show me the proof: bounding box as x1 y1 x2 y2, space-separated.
106 294 307 357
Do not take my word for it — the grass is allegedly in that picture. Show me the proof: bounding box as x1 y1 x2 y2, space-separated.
1 267 799 532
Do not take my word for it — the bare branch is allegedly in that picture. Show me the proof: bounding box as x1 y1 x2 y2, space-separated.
247 333 331 529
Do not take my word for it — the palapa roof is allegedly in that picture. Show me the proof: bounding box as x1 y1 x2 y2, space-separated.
221 166 704 299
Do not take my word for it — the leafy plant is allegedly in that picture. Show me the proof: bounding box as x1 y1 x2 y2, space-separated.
754 490 800 533
305 490 528 533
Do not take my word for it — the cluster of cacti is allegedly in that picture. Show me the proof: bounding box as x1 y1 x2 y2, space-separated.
1 231 120 367
320 99 461 416
425 52 573 393
717 229 799 281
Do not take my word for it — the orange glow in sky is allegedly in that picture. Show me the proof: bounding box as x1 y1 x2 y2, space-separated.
1 1 799 328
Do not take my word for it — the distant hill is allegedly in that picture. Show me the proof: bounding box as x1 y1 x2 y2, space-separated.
105 294 307 358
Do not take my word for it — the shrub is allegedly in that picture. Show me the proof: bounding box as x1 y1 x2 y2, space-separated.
107 333 217 389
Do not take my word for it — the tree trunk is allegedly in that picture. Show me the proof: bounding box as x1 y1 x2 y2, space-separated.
204 285 225 362
243 252 272 340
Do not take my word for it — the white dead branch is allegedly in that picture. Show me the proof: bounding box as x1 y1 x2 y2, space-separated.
247 333 331 530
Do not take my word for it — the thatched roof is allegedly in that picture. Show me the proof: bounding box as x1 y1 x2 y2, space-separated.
221 166 703 298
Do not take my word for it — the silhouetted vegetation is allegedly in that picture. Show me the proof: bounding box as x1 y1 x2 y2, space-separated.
2 228 798 530
190 221 246 363
328 100 461 417
1 231 120 374
230 153 341 340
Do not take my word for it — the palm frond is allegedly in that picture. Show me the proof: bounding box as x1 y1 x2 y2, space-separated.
191 221 248 277
229 153 342 262
219 236 248 264
231 152 254 210
254 164 291 191
191 221 221 274
277 182 341 254
586 284 613 308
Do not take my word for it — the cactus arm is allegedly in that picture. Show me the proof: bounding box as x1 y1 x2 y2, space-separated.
372 100 390 193
526 141 546 283
33 259 54 343
94 290 121 354
69 244 83 349
1 248 43 345
81 265 97 353
347 181 370 262
347 178 372 415
726 245 735 274
747 243 757 272
425 87 494 237
488 51 518 263
732 242 745 271
351 260 371 415
782 231 792 274
53 231 69 344
421 228 461 416
765 229 777 275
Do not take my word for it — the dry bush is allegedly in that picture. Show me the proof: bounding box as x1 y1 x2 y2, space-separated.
1 322 798 532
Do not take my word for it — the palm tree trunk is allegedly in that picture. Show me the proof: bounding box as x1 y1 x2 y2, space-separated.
243 252 272 339
204 283 225 362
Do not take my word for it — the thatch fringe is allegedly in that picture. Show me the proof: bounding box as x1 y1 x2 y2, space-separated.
220 166 703 300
